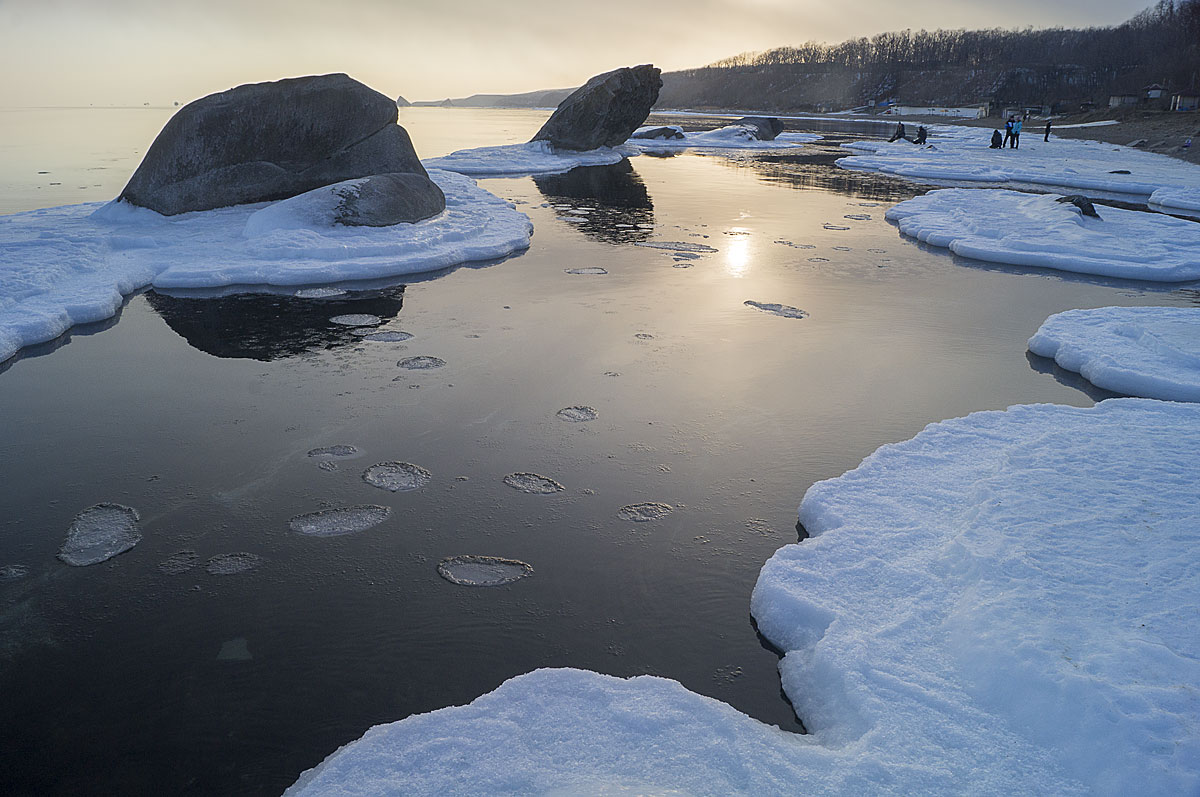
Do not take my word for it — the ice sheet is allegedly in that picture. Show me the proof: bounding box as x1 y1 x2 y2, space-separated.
1149 186 1200 216
884 188 1200 281
423 141 638 177
0 170 531 363
1028 306 1200 401
838 124 1200 200
628 126 820 151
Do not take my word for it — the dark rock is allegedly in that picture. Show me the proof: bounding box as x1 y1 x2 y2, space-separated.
531 65 662 151
734 116 784 140
1056 194 1101 218
119 73 427 215
1108 169 1132 174
631 125 684 140
334 173 445 226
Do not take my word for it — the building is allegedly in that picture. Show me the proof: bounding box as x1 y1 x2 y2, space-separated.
1170 92 1199 112
1109 94 1139 108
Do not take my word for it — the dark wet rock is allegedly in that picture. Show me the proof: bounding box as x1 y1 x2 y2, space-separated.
1108 169 1132 174
330 172 446 226
1056 195 1101 218
632 126 684 140
734 116 784 141
531 65 662 151
438 555 533 586
118 73 428 215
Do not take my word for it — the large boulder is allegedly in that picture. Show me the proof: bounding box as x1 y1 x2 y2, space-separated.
119 74 428 215
334 173 445 226
734 116 784 141
531 65 662 151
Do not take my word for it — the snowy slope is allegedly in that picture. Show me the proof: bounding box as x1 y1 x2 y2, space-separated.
1029 306 1200 401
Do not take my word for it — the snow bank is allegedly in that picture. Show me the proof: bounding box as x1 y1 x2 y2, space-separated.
753 398 1200 795
286 399 1199 796
885 188 1200 281
838 124 1200 201
1150 186 1200 217
0 170 531 363
423 141 638 177
627 126 820 151
1028 306 1200 401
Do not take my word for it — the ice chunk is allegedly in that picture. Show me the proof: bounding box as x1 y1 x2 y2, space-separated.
628 127 820 151
205 552 263 575
618 502 673 522
503 473 565 494
565 267 607 275
217 637 253 661
354 330 413 342
843 214 871 220
424 140 638 178
294 287 348 299
57 503 141 566
1028 306 1200 401
556 406 598 422
437 555 534 586
744 301 808 319
886 189 1200 281
363 462 432 492
397 356 445 370
158 550 199 574
634 241 718 253
1149 186 1200 216
329 314 382 327
0 170 532 365
307 445 358 458
288 505 391 537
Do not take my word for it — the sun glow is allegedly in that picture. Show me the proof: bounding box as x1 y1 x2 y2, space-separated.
724 232 752 277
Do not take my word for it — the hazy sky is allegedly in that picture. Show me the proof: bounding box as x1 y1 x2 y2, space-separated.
0 0 1156 107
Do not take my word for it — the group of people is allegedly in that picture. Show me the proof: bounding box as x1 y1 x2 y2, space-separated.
990 116 1053 149
887 122 929 145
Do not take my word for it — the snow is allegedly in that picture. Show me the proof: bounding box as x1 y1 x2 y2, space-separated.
286 399 1200 795
885 188 1200 281
627 126 820 151
1028 306 1200 401
1150 186 1200 217
838 124 1200 201
0 170 531 364
423 141 638 177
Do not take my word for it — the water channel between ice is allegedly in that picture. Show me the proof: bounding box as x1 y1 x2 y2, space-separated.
0 107 1196 795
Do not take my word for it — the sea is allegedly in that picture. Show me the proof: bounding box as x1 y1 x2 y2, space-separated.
0 106 1194 795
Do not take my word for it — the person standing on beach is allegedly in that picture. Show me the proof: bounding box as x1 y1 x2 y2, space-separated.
1011 117 1022 149
1003 118 1014 148
1044 119 1051 142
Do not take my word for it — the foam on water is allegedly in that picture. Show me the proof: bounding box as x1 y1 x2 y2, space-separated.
288 505 392 537
57 503 142 567
397 356 446 370
437 555 534 586
0 564 29 581
363 462 432 492
744 301 808 319
503 472 565 494
556 406 598 422
158 550 199 574
205 552 263 575
618 502 674 522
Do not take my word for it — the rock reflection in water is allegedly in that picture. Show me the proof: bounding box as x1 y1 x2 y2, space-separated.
145 286 406 361
533 160 655 243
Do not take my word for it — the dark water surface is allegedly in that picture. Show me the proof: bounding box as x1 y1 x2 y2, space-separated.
1 108 1197 795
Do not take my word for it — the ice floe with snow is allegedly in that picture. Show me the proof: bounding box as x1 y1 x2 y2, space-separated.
353 330 413 342
289 505 391 537
205 552 262 575
58 503 141 566
307 445 358 458
397 356 445 370
556 405 598 422
329 314 381 327
437 555 534 586
634 241 718 253
1028 306 1200 401
744 301 808 319
618 502 673 522
565 267 607 275
886 188 1200 281
423 141 638 178
503 472 565 494
627 126 820 151
1149 186 1200 217
0 169 531 364
158 550 199 574
838 124 1200 201
363 462 431 492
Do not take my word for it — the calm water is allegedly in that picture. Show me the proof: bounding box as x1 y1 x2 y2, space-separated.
1 107 1196 796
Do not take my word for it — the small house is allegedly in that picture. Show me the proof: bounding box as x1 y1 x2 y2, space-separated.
1171 93 1199 112
1144 83 1165 99
1109 94 1139 108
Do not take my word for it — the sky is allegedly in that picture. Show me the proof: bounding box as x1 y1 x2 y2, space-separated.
0 0 1158 107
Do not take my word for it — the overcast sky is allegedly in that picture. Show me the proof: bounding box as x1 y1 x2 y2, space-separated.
0 0 1156 107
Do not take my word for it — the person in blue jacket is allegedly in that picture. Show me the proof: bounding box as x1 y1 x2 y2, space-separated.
1010 117 1023 149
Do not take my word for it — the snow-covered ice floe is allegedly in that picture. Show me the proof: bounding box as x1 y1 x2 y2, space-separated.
423 141 638 177
0 170 531 363
838 124 1200 201
1029 306 1200 401
885 188 1200 281
627 125 820 151
1150 186 1200 217
286 399 1200 795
